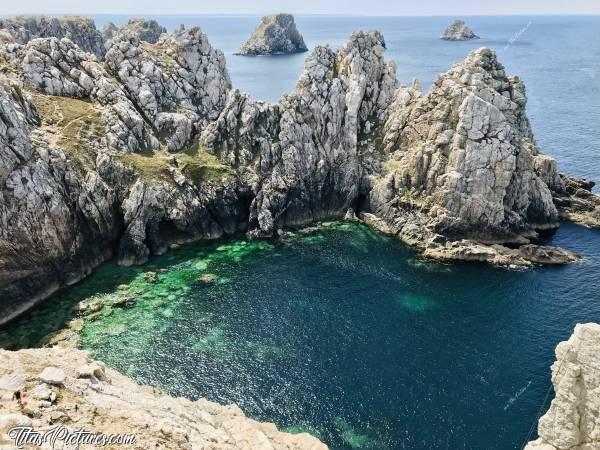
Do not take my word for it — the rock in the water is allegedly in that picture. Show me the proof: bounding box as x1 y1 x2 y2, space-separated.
38 367 66 385
525 323 600 450
238 13 308 55
441 19 480 41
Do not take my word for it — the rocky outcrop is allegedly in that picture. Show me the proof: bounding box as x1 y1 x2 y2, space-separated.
525 323 600 450
1 17 599 324
0 347 327 449
101 18 167 49
237 14 308 56
0 16 105 58
441 20 480 41
365 47 578 265
553 175 600 229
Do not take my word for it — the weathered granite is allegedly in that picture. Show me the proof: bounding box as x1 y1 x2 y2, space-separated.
441 20 480 41
1 17 599 324
0 16 105 58
0 347 327 449
238 13 308 55
101 18 167 51
525 323 600 450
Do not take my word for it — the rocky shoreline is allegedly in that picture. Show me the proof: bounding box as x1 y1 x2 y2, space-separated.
1 15 598 324
0 347 327 449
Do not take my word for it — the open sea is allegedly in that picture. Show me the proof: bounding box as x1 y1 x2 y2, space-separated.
2 15 599 450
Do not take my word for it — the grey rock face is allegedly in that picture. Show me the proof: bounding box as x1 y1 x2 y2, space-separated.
238 13 308 55
101 18 167 50
0 16 105 58
370 48 561 247
441 20 480 41
0 20 598 324
117 18 166 44
525 323 600 450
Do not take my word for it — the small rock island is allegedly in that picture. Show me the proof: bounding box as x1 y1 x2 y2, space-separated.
440 19 480 41
237 13 308 56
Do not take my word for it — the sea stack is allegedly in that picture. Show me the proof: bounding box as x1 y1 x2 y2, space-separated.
440 19 480 41
238 13 308 55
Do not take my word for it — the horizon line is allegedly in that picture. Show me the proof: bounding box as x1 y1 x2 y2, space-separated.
1 12 600 17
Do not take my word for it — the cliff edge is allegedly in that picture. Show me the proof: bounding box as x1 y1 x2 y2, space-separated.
525 323 600 450
0 347 327 449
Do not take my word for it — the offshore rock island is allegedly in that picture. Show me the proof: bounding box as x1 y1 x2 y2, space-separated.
237 14 308 55
440 19 480 41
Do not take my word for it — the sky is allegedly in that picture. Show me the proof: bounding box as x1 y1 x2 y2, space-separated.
1 0 599 16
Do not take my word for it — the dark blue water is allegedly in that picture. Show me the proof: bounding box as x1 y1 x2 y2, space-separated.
3 222 599 449
92 15 600 186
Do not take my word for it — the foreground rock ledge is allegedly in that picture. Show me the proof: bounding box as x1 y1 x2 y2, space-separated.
0 348 327 449
525 323 600 450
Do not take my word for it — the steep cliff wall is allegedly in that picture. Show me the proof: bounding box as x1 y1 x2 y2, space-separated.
1 17 599 324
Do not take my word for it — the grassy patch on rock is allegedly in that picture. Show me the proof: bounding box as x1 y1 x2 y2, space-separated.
32 93 104 171
117 142 235 186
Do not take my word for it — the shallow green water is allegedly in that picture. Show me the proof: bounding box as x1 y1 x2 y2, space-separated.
2 222 600 449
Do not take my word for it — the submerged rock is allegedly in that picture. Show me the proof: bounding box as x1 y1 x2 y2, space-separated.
441 20 480 41
525 323 600 450
238 13 308 55
0 347 327 449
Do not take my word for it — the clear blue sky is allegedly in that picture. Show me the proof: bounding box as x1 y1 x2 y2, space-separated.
1 0 599 16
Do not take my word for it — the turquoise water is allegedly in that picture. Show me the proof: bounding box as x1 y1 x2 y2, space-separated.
2 222 600 449
92 15 600 186
1 15 599 450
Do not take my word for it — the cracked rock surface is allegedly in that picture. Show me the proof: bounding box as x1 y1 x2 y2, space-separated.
1 16 599 325
525 323 600 450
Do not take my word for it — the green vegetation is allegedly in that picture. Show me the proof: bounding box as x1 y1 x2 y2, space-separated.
32 93 104 171
117 142 235 186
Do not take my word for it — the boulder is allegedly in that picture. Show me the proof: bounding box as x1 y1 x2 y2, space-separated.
38 367 66 385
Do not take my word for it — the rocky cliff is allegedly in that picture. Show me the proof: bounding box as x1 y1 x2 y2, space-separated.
441 20 480 41
525 323 600 450
0 16 105 58
0 347 327 449
238 14 308 55
1 16 599 324
101 18 167 49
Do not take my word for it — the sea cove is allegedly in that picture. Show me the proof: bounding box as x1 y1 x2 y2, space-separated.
3 222 600 449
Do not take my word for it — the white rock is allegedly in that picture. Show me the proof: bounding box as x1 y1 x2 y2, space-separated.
0 372 25 393
38 367 65 385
